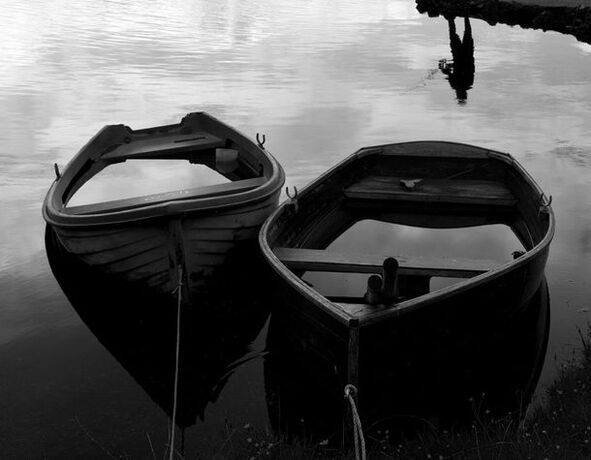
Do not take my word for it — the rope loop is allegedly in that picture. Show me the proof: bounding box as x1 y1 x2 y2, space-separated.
344 383 358 399
172 267 183 294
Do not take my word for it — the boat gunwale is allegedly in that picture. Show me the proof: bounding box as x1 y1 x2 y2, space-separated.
43 112 285 228
258 140 555 328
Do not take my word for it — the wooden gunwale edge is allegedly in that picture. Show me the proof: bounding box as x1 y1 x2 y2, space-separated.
43 175 284 228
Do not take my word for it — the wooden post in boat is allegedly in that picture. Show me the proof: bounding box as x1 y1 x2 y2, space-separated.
365 274 383 305
381 257 399 303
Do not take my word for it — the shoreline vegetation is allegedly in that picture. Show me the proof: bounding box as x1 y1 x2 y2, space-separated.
214 328 591 459
415 0 591 44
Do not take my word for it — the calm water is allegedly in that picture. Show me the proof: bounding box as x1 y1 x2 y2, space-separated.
1 0 590 457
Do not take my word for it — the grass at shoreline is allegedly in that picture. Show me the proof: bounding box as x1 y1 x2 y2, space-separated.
217 329 591 459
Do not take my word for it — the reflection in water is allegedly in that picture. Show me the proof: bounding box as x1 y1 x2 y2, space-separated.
416 0 591 45
308 219 523 297
67 159 231 207
45 225 270 431
439 17 475 104
265 279 550 444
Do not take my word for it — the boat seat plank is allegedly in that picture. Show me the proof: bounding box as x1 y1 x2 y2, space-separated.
273 247 500 278
344 176 517 206
101 132 226 161
66 176 267 215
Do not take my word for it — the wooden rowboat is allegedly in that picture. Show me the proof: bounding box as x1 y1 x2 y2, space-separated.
259 141 554 390
43 112 285 302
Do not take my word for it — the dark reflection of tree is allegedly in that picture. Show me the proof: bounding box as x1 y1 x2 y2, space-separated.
439 17 475 104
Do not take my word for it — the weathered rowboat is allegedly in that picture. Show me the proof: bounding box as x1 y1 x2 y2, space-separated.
259 141 554 390
43 112 285 302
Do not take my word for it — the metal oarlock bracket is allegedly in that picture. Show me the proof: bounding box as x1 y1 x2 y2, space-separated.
286 186 298 212
256 133 266 148
539 193 552 214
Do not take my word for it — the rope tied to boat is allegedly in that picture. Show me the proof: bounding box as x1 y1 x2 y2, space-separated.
344 384 366 460
169 266 183 460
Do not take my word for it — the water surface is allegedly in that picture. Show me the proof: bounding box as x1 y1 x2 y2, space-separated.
1 0 590 457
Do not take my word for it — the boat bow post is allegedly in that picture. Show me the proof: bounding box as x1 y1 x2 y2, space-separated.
345 317 362 449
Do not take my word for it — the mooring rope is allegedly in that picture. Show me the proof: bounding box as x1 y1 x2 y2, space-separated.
169 266 183 460
344 384 366 460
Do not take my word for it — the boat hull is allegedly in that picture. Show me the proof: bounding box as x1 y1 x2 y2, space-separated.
259 141 555 394
53 196 280 300
264 237 548 369
44 112 285 304
264 278 551 440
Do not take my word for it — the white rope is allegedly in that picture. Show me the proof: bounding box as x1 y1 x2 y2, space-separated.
169 266 183 460
344 384 366 460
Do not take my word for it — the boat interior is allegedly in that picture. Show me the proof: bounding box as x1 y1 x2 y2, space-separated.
268 144 553 309
62 115 270 215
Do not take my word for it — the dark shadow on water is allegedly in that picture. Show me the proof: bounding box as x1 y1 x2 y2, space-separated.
417 0 591 44
439 17 475 104
45 225 271 430
264 279 550 446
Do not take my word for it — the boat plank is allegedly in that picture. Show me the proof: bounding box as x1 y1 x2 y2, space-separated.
101 132 226 161
273 247 500 278
58 230 166 255
81 244 168 267
132 270 171 286
65 177 267 215
344 176 517 206
183 228 257 242
92 254 169 275
182 204 275 230
186 240 237 253
57 227 133 238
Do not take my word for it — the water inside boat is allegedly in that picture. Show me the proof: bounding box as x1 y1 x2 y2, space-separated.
302 218 525 300
66 159 231 207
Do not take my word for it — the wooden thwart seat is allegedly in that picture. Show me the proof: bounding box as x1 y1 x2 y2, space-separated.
101 132 226 161
344 176 517 206
273 247 500 278
66 176 267 215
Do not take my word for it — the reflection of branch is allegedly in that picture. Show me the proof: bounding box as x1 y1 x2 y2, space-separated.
416 0 591 44
404 67 441 93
